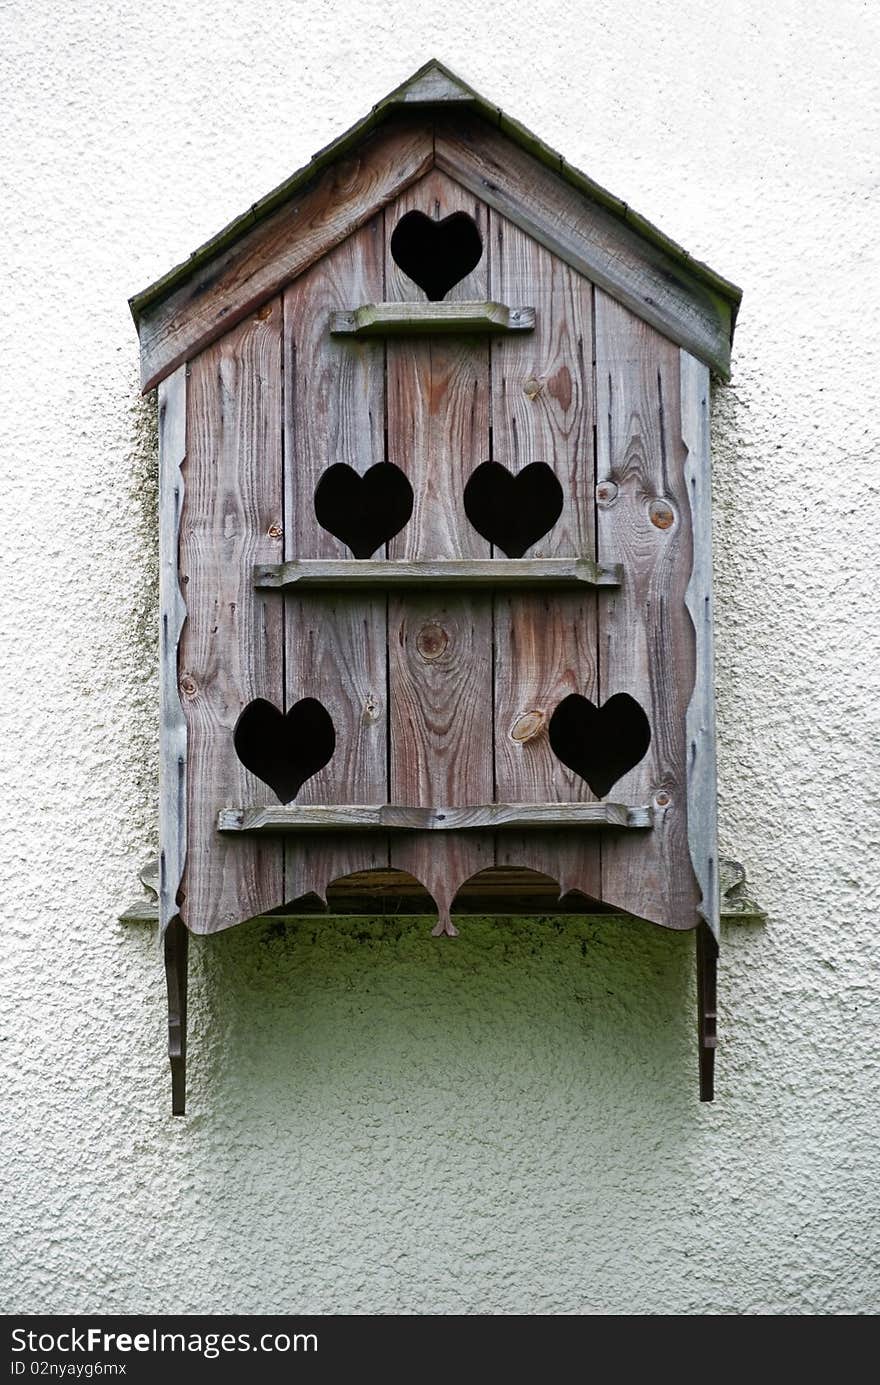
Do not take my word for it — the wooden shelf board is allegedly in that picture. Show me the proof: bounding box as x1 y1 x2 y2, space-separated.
330 300 535 336
217 802 654 834
254 557 622 591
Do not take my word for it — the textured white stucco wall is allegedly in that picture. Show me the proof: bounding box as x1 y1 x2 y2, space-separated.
2 0 878 1316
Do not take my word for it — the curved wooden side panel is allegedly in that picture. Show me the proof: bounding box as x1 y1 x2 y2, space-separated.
681 351 720 942
594 292 700 931
157 366 188 939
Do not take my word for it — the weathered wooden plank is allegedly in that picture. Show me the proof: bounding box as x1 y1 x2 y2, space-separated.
330 301 535 335
388 599 495 936
492 597 599 798
283 222 389 906
254 556 621 589
180 305 285 933
385 170 494 933
489 214 601 901
218 802 653 832
436 115 734 379
489 217 596 558
136 120 433 392
157 366 187 938
284 222 387 560
594 291 698 931
681 350 720 942
386 170 492 560
280 600 389 903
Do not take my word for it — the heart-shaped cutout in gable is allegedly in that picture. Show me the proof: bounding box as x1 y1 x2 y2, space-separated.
234 698 335 804
464 460 564 557
549 693 651 798
314 462 414 558
390 210 483 301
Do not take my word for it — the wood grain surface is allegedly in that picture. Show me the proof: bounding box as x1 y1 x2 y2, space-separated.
385 170 494 930
138 120 433 391
489 216 595 558
594 290 698 929
435 113 733 378
681 349 719 940
283 222 389 904
387 594 494 934
180 305 285 933
330 301 535 335
254 557 621 589
218 802 653 832
171 162 705 938
157 366 188 938
489 213 601 901
386 170 491 560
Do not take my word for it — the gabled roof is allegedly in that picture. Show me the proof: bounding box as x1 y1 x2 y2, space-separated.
131 59 741 391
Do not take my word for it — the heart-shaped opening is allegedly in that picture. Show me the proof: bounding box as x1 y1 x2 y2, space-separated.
548 693 651 798
463 460 564 557
314 461 414 558
234 697 335 804
390 210 483 301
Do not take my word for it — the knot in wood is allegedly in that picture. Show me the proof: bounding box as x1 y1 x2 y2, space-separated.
510 709 546 743
267 521 283 540
654 790 671 808
334 156 361 191
416 623 449 661
179 674 197 699
649 499 676 530
522 376 543 400
547 365 573 410
596 481 618 505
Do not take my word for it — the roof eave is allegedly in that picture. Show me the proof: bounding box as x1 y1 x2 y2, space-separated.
130 58 741 371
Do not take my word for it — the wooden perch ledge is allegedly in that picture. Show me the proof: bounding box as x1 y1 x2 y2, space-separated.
254 557 622 591
217 802 654 834
330 301 535 336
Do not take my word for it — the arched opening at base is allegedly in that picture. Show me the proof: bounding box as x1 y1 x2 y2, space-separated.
276 866 624 918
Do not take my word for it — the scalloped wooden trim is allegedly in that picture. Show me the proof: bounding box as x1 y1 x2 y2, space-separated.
122 850 766 926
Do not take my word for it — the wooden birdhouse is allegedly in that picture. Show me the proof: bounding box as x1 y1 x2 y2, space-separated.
130 60 741 1113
